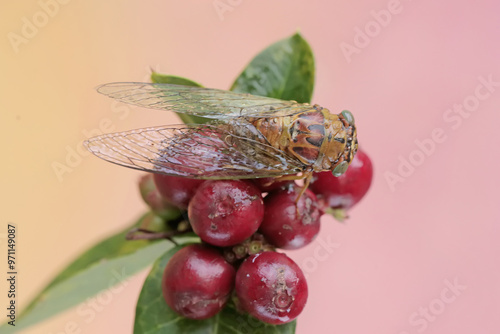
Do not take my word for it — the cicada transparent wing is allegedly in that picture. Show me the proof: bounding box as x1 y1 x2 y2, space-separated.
96 82 314 119
84 124 306 179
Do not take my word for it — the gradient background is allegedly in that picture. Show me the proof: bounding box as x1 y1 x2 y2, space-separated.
2 1 499 333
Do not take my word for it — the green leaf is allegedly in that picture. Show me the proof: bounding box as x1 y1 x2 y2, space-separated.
134 247 296 334
231 32 315 103
2 213 199 333
151 72 210 125
151 72 203 87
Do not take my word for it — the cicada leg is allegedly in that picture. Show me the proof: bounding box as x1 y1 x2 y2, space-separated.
288 172 314 216
271 174 306 182
271 170 314 215
294 171 313 203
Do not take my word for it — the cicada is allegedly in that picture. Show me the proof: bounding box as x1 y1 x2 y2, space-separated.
84 83 358 192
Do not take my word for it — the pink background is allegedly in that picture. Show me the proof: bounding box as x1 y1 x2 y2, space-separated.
2 0 499 333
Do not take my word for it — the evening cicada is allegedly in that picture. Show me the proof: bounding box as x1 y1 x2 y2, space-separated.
84 83 358 190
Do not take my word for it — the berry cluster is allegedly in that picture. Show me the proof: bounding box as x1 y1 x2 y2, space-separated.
140 149 373 325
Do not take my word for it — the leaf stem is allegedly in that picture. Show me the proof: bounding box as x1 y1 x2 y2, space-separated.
126 227 193 244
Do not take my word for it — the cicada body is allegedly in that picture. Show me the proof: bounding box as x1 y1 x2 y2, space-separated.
84 83 358 180
247 106 357 176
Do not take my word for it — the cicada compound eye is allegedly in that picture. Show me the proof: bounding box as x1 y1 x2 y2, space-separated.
332 161 349 177
341 110 355 126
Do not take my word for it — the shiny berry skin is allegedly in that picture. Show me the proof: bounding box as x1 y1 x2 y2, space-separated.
259 186 321 250
235 252 308 325
161 244 235 320
153 174 204 209
252 177 294 192
188 180 264 247
310 149 373 209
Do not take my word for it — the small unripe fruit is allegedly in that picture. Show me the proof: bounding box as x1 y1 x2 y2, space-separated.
138 174 181 220
310 149 373 209
188 180 264 247
235 252 308 325
259 185 321 250
162 244 235 319
138 211 167 233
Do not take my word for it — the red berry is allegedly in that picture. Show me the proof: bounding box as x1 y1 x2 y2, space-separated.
153 174 204 209
188 180 264 247
310 149 373 209
138 174 181 220
162 244 235 320
235 252 308 324
259 186 321 250
252 177 294 192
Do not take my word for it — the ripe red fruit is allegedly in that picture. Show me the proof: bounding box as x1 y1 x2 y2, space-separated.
188 180 264 247
259 186 321 250
310 149 373 209
235 251 308 325
153 174 204 209
161 244 235 320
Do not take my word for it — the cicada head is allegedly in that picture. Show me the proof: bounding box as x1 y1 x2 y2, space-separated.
331 110 358 177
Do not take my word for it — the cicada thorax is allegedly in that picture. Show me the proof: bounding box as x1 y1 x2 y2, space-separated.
249 105 355 173
284 108 327 165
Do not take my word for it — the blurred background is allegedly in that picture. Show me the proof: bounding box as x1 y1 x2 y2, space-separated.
1 0 499 333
